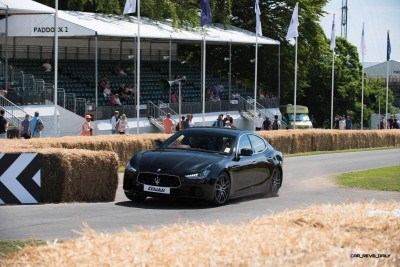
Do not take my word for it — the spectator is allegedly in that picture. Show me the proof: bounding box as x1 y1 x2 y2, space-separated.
103 82 112 99
110 94 122 106
388 115 395 129
393 117 400 129
99 76 109 91
110 111 120 134
0 109 8 139
272 115 281 130
310 115 317 128
163 113 174 134
29 111 44 138
125 83 134 95
378 115 386 130
333 114 340 129
232 92 240 100
19 114 31 139
338 116 346 130
188 114 194 127
212 114 224 127
205 87 212 101
345 115 352 130
116 114 129 134
41 59 52 72
118 84 129 103
255 113 263 131
263 116 271 130
81 115 93 136
223 113 234 127
171 92 178 103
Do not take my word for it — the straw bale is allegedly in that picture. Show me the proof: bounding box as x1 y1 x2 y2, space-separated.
0 148 119 203
2 201 399 266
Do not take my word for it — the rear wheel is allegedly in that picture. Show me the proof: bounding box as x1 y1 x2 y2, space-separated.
268 168 282 196
124 192 147 201
212 172 231 205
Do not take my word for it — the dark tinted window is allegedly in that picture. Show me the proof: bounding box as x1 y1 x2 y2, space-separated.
238 135 252 152
248 134 266 153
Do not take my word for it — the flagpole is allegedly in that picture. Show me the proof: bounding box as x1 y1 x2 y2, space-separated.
293 37 298 129
254 35 258 131
54 0 58 137
331 51 335 130
361 56 364 130
136 0 141 134
385 30 390 124
202 34 206 126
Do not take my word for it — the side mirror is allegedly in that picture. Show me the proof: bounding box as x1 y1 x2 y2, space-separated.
240 148 253 156
154 139 163 147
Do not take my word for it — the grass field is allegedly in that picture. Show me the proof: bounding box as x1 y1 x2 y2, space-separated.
0 240 46 257
335 165 400 191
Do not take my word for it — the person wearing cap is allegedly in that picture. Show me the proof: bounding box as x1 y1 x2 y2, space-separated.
81 115 93 136
29 111 44 138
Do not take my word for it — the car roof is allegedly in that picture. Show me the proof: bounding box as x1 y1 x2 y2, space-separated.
180 127 253 136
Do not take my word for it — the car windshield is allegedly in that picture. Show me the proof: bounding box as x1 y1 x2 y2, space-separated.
162 131 236 155
289 113 310 122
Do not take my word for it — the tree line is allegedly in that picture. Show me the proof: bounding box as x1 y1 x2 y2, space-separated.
36 0 393 127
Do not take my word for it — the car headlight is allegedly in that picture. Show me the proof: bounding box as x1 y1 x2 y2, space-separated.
125 161 137 173
185 169 211 179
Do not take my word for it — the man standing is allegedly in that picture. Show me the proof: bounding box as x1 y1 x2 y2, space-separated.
81 115 93 136
272 115 281 130
255 113 263 131
0 109 8 139
29 111 44 138
110 111 120 134
163 113 174 134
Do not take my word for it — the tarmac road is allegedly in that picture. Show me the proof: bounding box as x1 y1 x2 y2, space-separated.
0 149 399 241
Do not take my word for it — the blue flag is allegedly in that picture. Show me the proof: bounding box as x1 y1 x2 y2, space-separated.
200 0 212 27
387 31 391 61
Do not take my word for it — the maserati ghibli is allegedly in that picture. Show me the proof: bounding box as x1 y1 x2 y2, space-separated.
123 127 283 205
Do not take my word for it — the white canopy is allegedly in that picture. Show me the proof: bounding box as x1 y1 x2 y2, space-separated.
0 0 54 14
0 10 280 45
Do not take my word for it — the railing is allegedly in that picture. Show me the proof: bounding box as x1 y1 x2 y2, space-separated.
157 100 179 124
0 95 30 129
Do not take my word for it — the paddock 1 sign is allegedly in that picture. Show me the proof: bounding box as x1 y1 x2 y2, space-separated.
33 27 69 33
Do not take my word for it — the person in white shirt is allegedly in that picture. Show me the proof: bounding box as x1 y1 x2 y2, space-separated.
338 116 346 130
41 59 52 72
255 113 264 131
116 114 129 134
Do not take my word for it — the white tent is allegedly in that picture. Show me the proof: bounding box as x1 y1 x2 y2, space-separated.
0 0 55 14
0 10 279 45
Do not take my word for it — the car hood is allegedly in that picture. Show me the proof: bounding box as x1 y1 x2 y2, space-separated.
133 149 224 175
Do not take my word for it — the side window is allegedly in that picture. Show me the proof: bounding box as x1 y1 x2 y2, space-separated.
248 134 266 153
237 135 252 152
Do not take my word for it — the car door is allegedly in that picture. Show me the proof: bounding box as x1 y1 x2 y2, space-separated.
229 134 258 195
247 134 271 189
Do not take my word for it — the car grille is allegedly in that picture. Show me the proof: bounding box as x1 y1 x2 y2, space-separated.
137 172 181 188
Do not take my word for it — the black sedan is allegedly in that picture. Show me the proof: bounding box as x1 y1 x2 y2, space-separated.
123 127 283 205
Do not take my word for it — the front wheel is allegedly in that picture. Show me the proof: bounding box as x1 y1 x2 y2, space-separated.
212 172 231 205
124 191 147 202
268 168 282 197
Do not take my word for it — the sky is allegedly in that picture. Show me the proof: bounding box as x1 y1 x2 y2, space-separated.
319 0 399 63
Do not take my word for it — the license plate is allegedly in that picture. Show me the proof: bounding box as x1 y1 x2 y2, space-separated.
143 184 170 194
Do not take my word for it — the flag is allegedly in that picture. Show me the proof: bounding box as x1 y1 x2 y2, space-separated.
330 14 336 51
387 30 391 61
286 2 299 40
123 0 136 14
200 0 212 27
361 22 366 56
255 0 262 36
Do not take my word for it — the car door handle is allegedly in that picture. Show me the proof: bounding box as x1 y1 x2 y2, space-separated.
267 157 273 160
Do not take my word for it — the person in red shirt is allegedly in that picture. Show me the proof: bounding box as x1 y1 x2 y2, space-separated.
163 113 174 134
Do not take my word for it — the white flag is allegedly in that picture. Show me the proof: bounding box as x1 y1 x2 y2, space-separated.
255 0 262 36
286 2 299 40
123 0 136 14
360 22 366 56
330 13 336 50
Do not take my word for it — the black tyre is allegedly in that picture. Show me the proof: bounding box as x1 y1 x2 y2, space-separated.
212 172 231 205
124 192 147 201
268 168 282 196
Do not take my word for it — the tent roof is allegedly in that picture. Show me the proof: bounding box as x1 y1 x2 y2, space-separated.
0 10 280 45
0 0 54 14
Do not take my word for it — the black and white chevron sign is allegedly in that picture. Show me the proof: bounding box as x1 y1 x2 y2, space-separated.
0 154 41 204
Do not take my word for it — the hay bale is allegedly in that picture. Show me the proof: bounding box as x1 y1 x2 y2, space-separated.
0 148 119 203
2 202 399 266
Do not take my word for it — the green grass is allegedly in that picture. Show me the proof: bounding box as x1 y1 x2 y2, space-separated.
334 165 400 191
285 147 397 157
0 240 46 257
